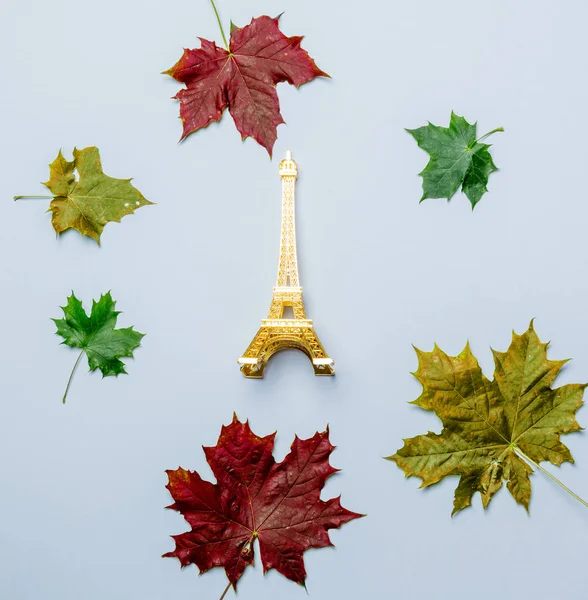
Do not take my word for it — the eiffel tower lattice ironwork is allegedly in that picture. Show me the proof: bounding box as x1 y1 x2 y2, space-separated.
238 151 335 378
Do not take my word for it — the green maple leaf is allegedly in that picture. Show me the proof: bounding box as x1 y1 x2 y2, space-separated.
406 112 503 208
388 322 585 515
53 292 145 403
15 146 153 244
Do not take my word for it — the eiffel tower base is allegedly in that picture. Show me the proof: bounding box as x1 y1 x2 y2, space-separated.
238 321 335 378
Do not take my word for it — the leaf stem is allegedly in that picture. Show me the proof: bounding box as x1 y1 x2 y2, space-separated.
209 0 229 50
13 195 53 201
514 446 588 509
62 350 84 404
477 127 504 143
217 536 254 600
218 581 232 600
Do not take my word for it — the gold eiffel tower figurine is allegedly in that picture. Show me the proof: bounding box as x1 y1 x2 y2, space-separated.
238 150 335 378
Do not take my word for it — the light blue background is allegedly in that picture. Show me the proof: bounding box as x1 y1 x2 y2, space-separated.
1 0 588 598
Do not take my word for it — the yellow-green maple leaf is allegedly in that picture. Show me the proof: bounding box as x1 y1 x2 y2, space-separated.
388 322 585 515
43 146 153 244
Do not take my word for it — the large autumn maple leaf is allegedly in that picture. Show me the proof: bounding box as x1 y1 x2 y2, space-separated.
164 415 362 588
389 322 585 515
164 15 328 156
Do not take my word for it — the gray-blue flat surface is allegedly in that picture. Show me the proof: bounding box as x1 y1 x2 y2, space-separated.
1 0 587 598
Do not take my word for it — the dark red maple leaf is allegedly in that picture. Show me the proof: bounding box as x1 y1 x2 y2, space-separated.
164 15 328 156
163 415 362 588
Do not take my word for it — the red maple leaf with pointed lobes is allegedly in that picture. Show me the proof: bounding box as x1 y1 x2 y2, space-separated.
164 15 328 156
163 415 362 589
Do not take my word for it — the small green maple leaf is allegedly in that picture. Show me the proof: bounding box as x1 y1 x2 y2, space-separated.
406 112 503 208
15 146 153 244
53 292 145 403
388 321 585 515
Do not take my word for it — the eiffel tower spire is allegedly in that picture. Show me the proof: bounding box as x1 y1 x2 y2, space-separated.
275 149 299 288
238 151 334 378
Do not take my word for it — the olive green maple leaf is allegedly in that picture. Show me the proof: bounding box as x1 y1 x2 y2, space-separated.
53 292 145 403
388 322 585 515
15 147 152 244
406 112 503 208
